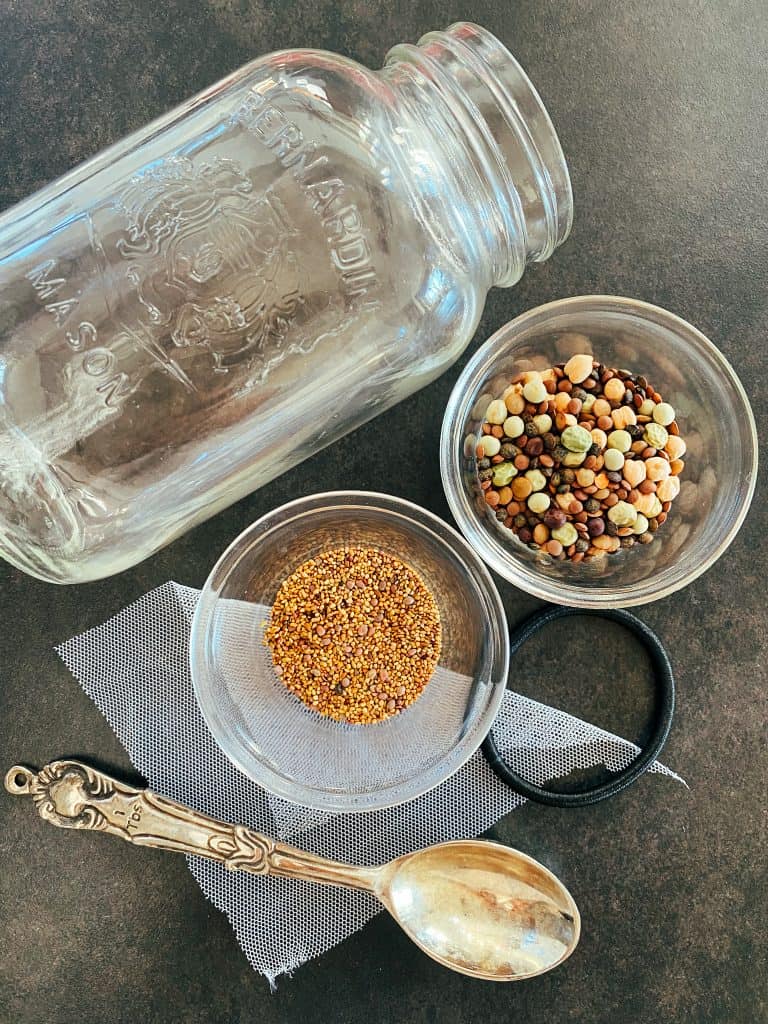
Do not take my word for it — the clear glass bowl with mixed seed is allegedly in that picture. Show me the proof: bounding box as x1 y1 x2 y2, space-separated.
441 296 757 608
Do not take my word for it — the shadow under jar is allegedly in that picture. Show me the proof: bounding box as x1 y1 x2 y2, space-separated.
441 296 758 608
0 22 571 583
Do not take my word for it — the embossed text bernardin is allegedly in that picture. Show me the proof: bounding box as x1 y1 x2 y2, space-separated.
231 84 379 310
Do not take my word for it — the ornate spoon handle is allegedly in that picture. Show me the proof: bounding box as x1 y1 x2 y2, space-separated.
5 761 379 892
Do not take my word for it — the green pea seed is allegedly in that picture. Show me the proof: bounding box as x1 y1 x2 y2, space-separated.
644 422 669 449
561 425 593 452
492 462 518 487
552 523 578 547
607 429 632 453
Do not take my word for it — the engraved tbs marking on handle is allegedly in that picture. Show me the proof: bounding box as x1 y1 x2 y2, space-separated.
4 761 275 872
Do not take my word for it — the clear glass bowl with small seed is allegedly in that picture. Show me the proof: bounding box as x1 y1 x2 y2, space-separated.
190 491 509 811
441 296 758 608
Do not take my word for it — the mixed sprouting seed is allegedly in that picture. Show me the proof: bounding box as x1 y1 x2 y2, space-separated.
469 354 686 561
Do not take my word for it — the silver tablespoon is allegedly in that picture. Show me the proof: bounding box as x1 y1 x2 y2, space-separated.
5 760 580 981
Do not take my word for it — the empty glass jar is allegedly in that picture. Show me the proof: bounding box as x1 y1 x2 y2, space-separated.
0 22 572 582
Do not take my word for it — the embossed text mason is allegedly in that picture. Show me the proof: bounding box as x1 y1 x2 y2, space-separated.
0 23 572 582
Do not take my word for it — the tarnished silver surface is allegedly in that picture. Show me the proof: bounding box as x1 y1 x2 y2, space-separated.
6 760 579 981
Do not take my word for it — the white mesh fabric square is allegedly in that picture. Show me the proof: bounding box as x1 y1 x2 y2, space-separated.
56 582 682 986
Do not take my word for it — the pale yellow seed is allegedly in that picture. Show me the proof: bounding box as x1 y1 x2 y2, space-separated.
603 377 625 402
633 492 663 518
603 448 625 472
478 435 500 457
645 457 671 481
564 353 594 384
622 459 647 488
527 492 551 514
552 523 578 547
504 390 525 415
562 450 587 467
523 378 548 404
657 476 681 502
592 534 615 551
653 402 676 426
611 405 637 429
485 399 508 425
644 422 669 449
607 501 638 527
525 469 547 492
632 513 650 535
665 435 687 460
503 415 525 438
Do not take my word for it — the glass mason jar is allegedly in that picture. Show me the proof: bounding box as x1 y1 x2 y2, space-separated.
0 22 572 583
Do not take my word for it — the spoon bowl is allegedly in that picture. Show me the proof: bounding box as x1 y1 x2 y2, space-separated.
380 840 579 980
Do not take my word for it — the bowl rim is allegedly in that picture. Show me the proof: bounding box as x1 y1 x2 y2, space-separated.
190 490 510 811
440 294 759 608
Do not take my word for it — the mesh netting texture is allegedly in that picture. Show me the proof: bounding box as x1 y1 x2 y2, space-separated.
56 582 682 986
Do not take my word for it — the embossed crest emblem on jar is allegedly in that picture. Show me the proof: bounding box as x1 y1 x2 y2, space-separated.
0 22 572 582
117 156 303 376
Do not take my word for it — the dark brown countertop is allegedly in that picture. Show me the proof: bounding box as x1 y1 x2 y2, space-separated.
0 2 766 1022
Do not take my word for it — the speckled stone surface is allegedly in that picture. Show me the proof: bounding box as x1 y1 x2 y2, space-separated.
0 2 765 1022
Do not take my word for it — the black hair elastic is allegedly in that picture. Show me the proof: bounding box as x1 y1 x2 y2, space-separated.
482 605 675 807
